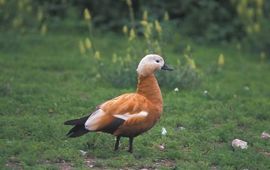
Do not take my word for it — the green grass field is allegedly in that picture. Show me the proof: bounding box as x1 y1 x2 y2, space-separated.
1 31 270 169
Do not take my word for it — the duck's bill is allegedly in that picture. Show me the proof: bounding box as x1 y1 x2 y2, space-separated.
161 64 173 71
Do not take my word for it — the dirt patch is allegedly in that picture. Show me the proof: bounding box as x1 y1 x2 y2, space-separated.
256 148 270 157
57 160 73 170
261 151 270 157
211 165 218 170
154 159 176 168
137 159 176 170
5 156 23 170
84 157 96 168
40 159 73 170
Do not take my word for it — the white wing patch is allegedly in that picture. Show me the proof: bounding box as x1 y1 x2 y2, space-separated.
114 111 148 121
85 109 106 131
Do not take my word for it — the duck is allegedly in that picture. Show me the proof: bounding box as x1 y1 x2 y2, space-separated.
64 54 173 153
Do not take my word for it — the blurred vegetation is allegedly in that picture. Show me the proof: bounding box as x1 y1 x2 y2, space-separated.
1 0 269 53
0 1 268 36
1 0 269 88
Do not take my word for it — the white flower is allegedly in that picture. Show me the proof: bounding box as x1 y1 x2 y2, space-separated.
79 150 87 156
244 86 250 91
232 139 248 149
161 127 167 136
179 126 186 130
174 88 179 92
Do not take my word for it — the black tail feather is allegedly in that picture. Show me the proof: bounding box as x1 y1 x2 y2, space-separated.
64 115 90 138
66 124 89 137
64 115 89 125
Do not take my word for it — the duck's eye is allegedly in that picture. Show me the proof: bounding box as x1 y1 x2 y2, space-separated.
156 60 160 63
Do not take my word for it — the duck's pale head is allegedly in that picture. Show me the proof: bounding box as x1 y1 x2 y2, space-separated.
136 54 173 76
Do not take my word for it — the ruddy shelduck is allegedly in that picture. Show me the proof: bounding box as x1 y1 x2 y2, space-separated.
64 54 173 153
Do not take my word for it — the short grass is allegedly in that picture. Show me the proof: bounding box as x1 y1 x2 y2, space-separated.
0 30 270 169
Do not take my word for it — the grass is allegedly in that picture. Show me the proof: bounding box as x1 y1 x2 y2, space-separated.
0 30 270 169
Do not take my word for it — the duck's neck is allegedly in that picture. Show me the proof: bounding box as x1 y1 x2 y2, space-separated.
136 74 163 109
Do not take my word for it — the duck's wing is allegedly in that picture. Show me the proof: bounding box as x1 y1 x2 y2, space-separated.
84 93 150 133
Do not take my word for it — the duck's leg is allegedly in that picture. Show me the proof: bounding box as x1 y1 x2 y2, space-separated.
128 137 134 153
114 136 121 151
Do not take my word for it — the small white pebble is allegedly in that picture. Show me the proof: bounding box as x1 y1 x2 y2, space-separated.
161 127 167 136
232 139 248 149
158 143 165 151
174 88 179 92
261 131 270 139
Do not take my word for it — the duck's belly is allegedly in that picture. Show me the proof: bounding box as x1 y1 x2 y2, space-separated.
113 119 157 137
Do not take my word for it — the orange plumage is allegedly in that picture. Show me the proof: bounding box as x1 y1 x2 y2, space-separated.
64 54 172 152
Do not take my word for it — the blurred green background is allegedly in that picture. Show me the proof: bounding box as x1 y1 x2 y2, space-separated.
1 0 270 52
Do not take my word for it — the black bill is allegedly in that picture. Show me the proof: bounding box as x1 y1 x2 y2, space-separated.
161 63 173 71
